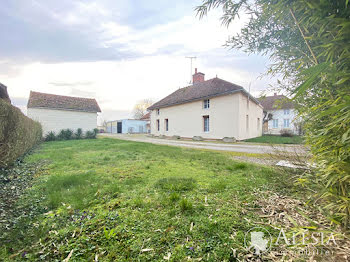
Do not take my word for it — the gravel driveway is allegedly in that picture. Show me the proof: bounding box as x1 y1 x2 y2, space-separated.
99 134 307 155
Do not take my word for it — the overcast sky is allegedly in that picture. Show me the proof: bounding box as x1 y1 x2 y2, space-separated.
1 0 276 124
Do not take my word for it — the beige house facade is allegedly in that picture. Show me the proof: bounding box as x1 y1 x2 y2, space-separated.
148 69 263 140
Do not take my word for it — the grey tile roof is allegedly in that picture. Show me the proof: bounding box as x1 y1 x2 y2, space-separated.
148 77 260 110
27 91 101 112
258 95 295 110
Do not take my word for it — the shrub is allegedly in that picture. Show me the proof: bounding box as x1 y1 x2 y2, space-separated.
0 100 42 167
85 130 96 139
75 128 83 139
280 129 294 137
45 131 56 141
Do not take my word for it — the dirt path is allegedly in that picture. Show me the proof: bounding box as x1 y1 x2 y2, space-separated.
99 134 307 155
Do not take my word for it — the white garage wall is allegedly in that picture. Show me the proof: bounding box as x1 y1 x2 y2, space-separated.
27 108 97 135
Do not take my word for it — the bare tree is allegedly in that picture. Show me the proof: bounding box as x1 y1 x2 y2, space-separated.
132 99 153 119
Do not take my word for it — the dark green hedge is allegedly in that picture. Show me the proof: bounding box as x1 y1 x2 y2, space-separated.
0 99 42 167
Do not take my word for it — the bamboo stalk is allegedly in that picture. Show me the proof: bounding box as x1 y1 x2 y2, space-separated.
289 8 318 65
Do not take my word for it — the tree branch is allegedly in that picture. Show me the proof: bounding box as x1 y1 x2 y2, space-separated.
289 8 318 65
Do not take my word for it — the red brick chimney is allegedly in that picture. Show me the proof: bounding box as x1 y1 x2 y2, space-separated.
192 68 205 84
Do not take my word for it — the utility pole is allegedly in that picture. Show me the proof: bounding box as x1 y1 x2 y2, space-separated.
186 56 196 84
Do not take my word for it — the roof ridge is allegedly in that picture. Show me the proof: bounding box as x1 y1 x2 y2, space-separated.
30 90 96 101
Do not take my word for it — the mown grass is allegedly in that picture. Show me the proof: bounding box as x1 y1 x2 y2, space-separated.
1 138 297 261
244 134 304 144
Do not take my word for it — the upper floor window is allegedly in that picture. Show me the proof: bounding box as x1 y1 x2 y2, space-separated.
203 99 210 109
273 119 278 128
156 109 160 115
284 119 290 128
203 115 209 132
165 119 169 131
284 109 290 115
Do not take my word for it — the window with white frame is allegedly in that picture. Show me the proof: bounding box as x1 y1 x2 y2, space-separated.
203 115 209 132
203 99 210 109
273 119 278 128
284 119 290 128
156 109 160 115
284 109 290 115
156 119 160 131
165 119 169 131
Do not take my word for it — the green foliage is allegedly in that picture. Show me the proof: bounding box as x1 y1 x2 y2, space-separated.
85 130 97 139
103 227 117 240
46 128 98 142
155 177 197 192
0 100 42 167
179 198 193 212
45 131 56 142
280 129 294 137
75 128 83 139
57 129 73 140
197 0 350 229
245 134 303 144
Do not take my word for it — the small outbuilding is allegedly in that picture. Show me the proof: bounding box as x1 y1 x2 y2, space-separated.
106 119 148 134
27 91 101 135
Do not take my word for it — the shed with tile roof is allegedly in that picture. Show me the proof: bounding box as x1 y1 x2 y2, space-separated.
27 91 101 135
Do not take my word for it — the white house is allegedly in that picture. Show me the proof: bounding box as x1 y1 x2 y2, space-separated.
27 91 101 135
148 69 263 140
259 93 300 135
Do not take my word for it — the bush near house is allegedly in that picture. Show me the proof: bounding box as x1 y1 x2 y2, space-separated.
44 128 98 141
0 99 42 167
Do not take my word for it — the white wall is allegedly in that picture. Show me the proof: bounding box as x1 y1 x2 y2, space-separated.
27 108 97 135
265 109 299 134
150 92 263 140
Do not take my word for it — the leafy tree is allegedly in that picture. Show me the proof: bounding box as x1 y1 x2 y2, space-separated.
196 0 350 228
132 98 153 119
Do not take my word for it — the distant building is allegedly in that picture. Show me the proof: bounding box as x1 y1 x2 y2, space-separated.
106 119 148 134
27 91 101 135
147 68 263 140
259 93 300 135
140 112 151 133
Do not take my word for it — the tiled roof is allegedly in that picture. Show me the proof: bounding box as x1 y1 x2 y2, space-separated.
140 112 150 120
148 77 260 110
27 91 101 112
258 95 294 110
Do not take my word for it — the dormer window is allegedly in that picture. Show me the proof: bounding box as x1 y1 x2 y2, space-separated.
203 99 210 109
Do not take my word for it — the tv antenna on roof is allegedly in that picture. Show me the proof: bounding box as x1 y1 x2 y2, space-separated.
186 56 196 84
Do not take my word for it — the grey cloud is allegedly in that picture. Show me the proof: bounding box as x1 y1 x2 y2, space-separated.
69 88 96 98
49 81 94 87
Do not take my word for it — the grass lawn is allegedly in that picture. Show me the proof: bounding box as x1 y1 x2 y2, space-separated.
0 138 337 261
244 134 304 144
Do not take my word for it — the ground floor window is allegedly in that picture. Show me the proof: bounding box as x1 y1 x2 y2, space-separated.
203 115 209 132
165 119 168 131
284 119 290 128
273 119 278 128
157 119 160 131
257 118 260 130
